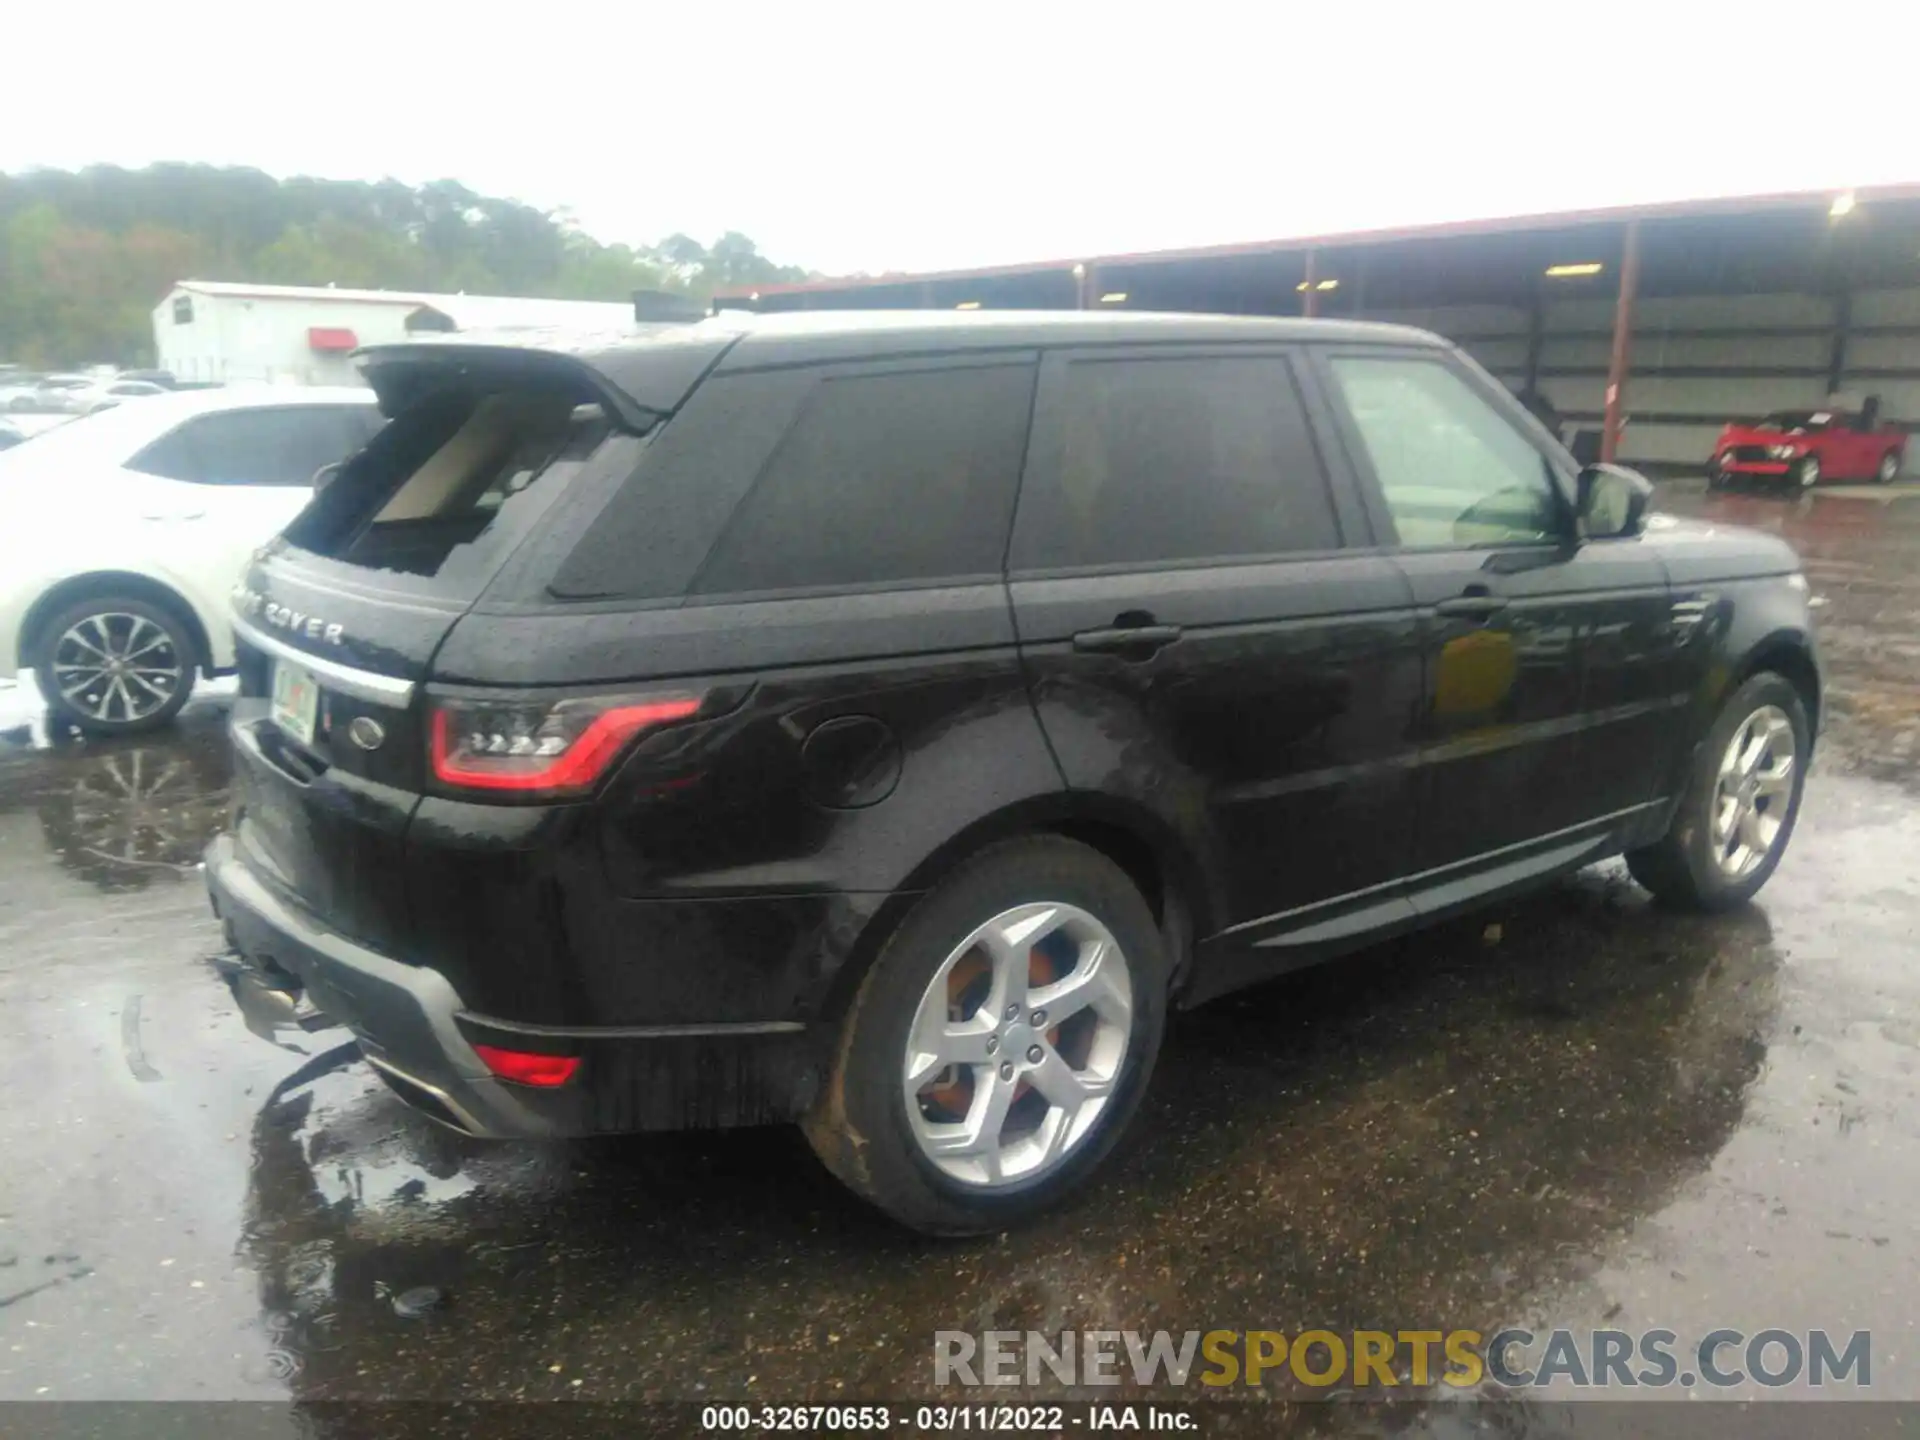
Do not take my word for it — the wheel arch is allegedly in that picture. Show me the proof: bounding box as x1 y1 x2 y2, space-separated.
813 792 1217 1026
15 571 216 675
1735 630 1822 737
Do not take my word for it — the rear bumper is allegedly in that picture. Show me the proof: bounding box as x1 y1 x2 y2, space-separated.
205 833 823 1136
206 833 560 1138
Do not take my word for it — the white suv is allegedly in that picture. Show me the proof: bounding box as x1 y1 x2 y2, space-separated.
0 385 382 735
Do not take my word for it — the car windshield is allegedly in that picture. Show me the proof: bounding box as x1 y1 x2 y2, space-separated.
1758 411 1837 433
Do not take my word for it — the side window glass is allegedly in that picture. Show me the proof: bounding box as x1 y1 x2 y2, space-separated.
1326 356 1564 548
126 420 212 482
350 404 388 446
1011 355 1339 571
130 408 373 487
691 363 1034 595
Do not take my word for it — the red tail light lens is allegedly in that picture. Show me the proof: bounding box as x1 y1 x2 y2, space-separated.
430 693 701 796
472 1043 580 1088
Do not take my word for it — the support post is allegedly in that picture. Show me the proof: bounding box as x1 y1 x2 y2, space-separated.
1600 219 1640 464
1075 265 1094 310
1827 288 1851 398
1524 285 1545 399
1302 249 1320 318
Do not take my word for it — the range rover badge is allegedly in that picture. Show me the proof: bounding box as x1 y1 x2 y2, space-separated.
347 716 386 752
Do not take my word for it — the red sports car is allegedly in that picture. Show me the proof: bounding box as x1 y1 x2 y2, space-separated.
1711 404 1907 489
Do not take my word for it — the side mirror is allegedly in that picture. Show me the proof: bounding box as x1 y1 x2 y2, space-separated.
311 462 343 493
1576 463 1653 539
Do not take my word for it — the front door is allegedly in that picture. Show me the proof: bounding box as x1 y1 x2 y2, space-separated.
1006 346 1425 950
1313 350 1676 883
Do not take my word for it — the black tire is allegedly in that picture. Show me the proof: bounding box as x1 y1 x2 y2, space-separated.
1792 456 1821 491
1626 672 1810 910
803 836 1169 1236
31 593 200 736
1876 450 1901 485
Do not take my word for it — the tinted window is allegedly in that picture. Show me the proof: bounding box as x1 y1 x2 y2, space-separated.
1011 355 1338 571
691 363 1035 595
549 368 815 602
1328 356 1563 548
130 405 380 486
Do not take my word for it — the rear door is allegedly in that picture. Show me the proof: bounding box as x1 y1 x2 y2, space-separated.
1006 345 1425 975
1313 348 1677 889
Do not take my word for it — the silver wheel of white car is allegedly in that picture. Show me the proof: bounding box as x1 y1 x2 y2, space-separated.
33 595 199 736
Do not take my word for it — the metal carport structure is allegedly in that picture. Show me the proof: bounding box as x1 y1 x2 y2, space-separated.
719 185 1920 474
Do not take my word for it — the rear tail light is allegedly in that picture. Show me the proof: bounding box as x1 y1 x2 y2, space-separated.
472 1043 580 1088
429 692 701 796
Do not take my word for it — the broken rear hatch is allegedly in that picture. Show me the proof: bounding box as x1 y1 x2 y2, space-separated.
225 332 730 955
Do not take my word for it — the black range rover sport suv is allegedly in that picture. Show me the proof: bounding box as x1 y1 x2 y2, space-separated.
207 311 1820 1234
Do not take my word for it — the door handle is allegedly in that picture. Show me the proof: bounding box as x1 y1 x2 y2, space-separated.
1072 623 1184 655
1434 593 1509 619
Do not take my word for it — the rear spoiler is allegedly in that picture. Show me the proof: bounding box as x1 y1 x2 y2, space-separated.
354 328 742 431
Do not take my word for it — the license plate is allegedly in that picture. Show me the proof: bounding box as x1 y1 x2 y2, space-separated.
271 660 320 748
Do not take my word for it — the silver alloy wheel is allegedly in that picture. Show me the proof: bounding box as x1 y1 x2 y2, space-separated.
1710 704 1796 880
52 612 186 725
1879 452 1900 484
902 902 1133 1189
1798 456 1820 488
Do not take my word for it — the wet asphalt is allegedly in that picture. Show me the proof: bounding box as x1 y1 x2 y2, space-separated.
1 481 1917 1428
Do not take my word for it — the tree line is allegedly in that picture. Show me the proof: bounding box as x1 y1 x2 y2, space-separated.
0 164 812 367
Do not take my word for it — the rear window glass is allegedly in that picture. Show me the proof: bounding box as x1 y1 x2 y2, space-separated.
689 362 1035 596
282 382 609 590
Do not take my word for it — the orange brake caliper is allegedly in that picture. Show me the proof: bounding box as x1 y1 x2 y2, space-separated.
923 946 1066 1115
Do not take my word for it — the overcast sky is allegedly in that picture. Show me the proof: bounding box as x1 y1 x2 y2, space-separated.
5 1 1916 277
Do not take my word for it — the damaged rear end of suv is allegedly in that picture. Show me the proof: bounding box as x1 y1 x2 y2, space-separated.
206 323 796 1142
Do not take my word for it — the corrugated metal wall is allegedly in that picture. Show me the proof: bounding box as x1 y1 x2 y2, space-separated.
1366 288 1920 470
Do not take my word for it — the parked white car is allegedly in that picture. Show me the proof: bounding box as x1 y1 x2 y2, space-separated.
4 374 94 413
73 378 172 414
0 385 383 734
